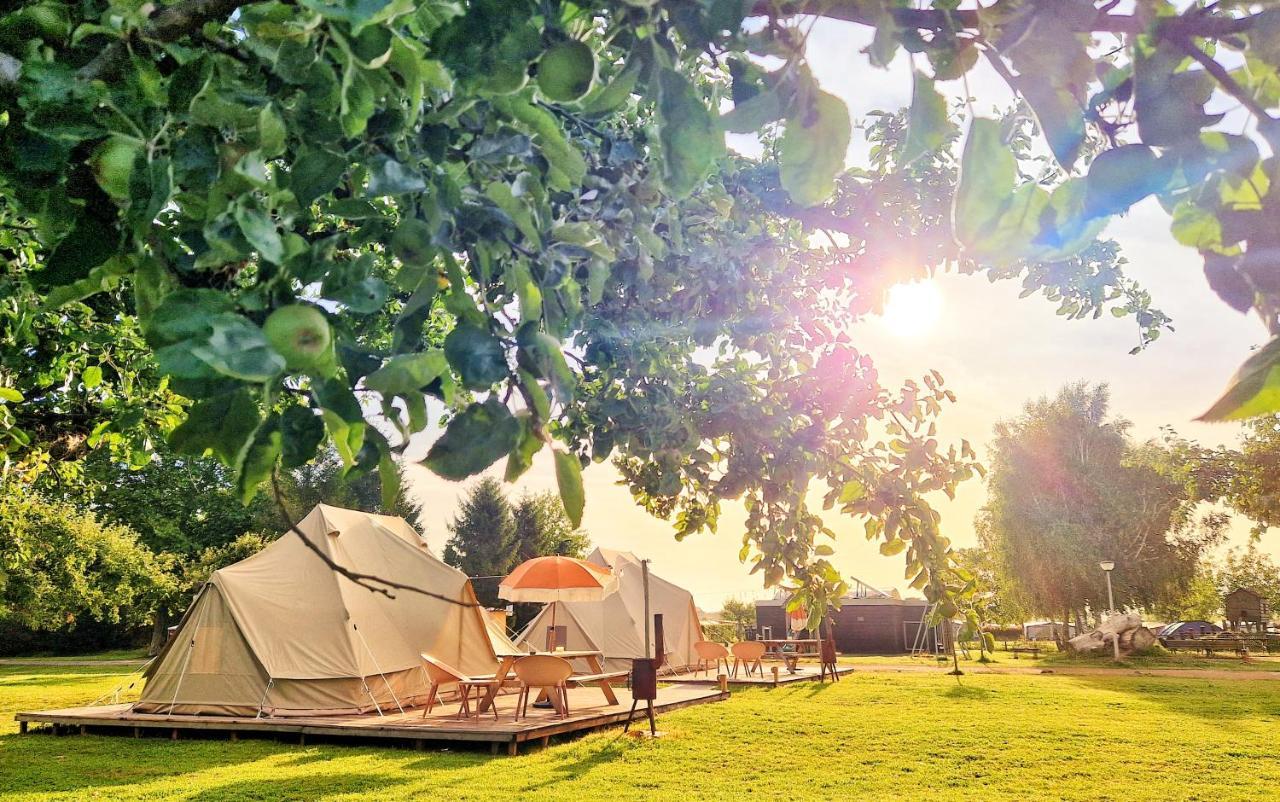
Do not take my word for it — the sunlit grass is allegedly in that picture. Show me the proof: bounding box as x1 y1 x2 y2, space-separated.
6 661 1280 800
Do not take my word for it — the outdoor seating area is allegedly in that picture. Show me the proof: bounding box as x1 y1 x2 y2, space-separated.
16 683 726 755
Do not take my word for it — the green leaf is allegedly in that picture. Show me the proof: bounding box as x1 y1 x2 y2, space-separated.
780 89 850 207
291 148 348 208
0 388 25 403
44 255 133 308
720 87 783 134
491 96 586 190
506 261 543 324
1199 337 1280 421
300 0 415 34
39 214 117 289
169 389 262 470
518 369 550 421
486 182 541 247
516 323 575 403
187 314 286 382
838 480 866 503
366 156 427 196
375 434 401 510
656 68 724 198
504 412 543 482
554 448 585 528
237 417 282 503
580 61 642 115
233 204 285 265
901 71 949 165
258 104 287 158
82 365 103 389
144 289 236 348
444 323 509 390
314 379 367 468
363 351 448 395
424 398 521 480
280 405 325 469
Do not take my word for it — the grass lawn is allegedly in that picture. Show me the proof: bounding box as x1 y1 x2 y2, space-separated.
0 649 149 663
5 663 1280 800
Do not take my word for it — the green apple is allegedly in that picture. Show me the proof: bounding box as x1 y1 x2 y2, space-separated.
263 304 334 374
90 137 143 202
536 41 595 103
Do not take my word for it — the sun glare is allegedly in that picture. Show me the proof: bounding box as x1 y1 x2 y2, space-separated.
880 280 943 338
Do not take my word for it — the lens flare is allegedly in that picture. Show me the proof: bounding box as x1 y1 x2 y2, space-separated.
880 280 943 338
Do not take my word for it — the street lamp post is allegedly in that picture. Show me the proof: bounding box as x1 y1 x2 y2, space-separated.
1099 560 1119 661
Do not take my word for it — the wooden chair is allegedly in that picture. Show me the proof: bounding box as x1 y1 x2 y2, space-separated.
693 640 731 677
731 641 766 678
513 654 573 720
419 653 498 721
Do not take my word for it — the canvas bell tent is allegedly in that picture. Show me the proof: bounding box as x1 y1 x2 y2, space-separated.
136 504 496 717
517 548 703 671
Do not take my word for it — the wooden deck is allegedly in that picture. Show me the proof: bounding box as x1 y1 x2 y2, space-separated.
665 664 853 686
14 684 725 755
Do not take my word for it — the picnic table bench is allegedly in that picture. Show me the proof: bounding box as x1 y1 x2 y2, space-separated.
1010 646 1042 659
1162 638 1251 657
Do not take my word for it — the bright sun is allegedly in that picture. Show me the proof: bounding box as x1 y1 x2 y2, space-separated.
880 279 943 338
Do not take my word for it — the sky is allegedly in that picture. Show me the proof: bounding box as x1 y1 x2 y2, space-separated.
401 18 1273 613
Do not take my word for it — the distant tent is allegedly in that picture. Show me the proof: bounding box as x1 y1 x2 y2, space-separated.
136 504 496 717
516 547 704 671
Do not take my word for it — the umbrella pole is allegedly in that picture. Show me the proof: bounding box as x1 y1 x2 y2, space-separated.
642 560 651 659
547 603 556 652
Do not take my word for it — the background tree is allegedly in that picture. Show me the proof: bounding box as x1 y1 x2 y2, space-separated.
1156 564 1223 623
442 477 517 607
1218 416 1280 537
720 598 757 639
1217 545 1280 619
511 491 589 564
45 447 272 652
0 487 173 636
274 446 418 522
951 546 1028 628
978 383 1225 641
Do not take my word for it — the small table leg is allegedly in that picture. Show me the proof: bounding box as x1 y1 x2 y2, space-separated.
477 656 515 714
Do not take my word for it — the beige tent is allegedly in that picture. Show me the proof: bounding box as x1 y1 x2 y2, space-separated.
136 504 496 717
517 548 704 671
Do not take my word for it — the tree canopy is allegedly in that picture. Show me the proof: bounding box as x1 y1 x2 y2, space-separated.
5 1 1280 624
978 383 1226 630
0 484 174 631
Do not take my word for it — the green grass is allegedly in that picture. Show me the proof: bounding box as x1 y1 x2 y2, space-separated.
1 649 149 663
6 663 1280 800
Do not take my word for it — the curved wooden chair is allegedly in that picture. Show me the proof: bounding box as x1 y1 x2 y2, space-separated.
420 653 498 720
513 654 574 720
731 641 767 678
693 640 731 677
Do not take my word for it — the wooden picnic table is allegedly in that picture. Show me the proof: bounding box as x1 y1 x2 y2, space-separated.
476 649 619 714
760 639 820 658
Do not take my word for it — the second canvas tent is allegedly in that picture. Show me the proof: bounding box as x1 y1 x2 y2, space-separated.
517 548 703 671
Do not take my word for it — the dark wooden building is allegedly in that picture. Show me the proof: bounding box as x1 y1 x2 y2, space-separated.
1225 587 1268 633
754 581 937 654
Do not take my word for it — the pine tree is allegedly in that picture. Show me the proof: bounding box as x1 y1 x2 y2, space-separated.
511 491 590 563
442 477 517 607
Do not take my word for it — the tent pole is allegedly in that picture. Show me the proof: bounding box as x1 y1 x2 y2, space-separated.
255 679 275 719
352 623 405 715
362 679 384 717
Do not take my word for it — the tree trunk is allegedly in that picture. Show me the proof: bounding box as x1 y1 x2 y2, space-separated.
148 610 171 657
